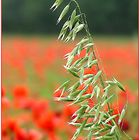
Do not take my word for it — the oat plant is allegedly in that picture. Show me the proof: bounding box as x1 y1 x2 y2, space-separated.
50 0 129 139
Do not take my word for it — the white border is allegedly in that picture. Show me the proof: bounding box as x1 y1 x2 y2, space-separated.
138 0 140 138
0 0 1 139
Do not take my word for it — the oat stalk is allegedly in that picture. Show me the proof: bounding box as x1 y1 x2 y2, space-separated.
50 0 129 139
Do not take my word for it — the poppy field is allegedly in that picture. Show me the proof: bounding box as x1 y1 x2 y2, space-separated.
2 35 138 140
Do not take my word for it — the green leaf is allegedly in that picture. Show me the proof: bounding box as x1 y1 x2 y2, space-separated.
87 130 92 140
118 107 126 125
75 57 84 65
55 80 70 92
73 94 91 104
88 53 93 67
70 122 93 129
94 127 110 136
58 21 69 40
110 125 116 134
70 66 80 72
88 59 98 67
59 87 66 97
102 86 110 98
65 30 73 42
103 84 111 92
71 105 87 122
105 80 116 85
77 45 82 55
85 123 94 128
77 38 89 46
57 4 69 23
90 89 96 99
65 66 79 78
84 43 94 48
75 24 85 33
105 114 118 124
83 74 94 79
70 47 78 56
101 94 114 107
66 55 74 67
77 86 89 98
102 122 112 129
69 122 81 127
72 57 83 66
69 69 79 77
91 85 100 99
50 0 63 11
95 135 114 140
92 70 102 84
78 56 88 66
72 119 88 140
84 78 93 86
68 90 81 98
94 70 102 79
59 29 67 40
113 78 125 92
80 66 84 84
94 105 100 121
69 81 80 92
95 85 100 98
73 15 80 24
98 112 105 124
75 105 88 114
72 30 77 41
54 97 74 102
70 9 77 29
89 103 100 113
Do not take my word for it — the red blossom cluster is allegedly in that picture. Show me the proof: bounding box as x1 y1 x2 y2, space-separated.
2 86 79 140
2 38 138 139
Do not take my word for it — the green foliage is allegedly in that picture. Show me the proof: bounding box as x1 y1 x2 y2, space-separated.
51 0 130 139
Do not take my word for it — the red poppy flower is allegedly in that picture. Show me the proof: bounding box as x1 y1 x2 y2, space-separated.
32 100 48 119
2 120 8 137
78 84 85 91
88 99 94 107
21 98 36 110
74 49 86 60
2 87 5 97
48 131 60 140
63 104 77 118
78 84 93 94
119 119 130 131
84 66 97 75
7 118 19 132
36 112 56 133
15 128 28 140
2 97 10 111
54 89 63 98
87 85 93 93
13 86 29 98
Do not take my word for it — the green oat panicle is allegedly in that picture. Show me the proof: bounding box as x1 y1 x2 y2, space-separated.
50 0 129 139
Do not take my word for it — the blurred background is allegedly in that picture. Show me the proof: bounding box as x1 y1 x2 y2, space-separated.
2 0 138 140
2 0 138 35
